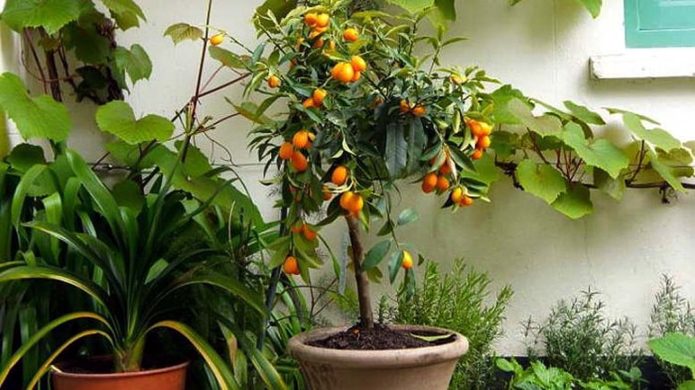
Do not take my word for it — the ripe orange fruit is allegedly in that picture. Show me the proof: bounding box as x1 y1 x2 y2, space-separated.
315 13 330 28
450 187 464 204
401 251 413 269
480 122 493 136
312 88 327 105
471 149 483 160
422 172 437 193
304 12 318 27
477 135 491 149
411 105 426 117
346 193 364 214
331 62 354 83
439 162 452 175
302 224 317 241
339 191 355 210
290 223 303 234
400 99 411 114
331 165 349 185
293 130 311 149
351 71 361 82
322 186 333 201
350 56 367 72
313 38 324 48
267 75 281 88
278 142 294 160
461 195 474 206
469 120 485 137
302 98 315 109
308 28 327 39
291 151 308 172
343 28 359 42
209 33 224 46
283 256 300 275
436 175 450 192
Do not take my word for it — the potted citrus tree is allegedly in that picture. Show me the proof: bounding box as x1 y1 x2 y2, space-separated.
246 2 496 388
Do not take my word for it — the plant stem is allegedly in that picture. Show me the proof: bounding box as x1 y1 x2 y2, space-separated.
114 336 145 372
346 216 373 329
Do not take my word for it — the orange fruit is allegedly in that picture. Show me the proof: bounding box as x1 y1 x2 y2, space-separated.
401 251 413 269
351 71 361 82
302 224 317 241
291 151 308 172
439 162 452 175
343 28 359 42
267 75 281 88
331 165 349 186
436 176 450 192
313 38 325 48
293 130 311 149
304 13 318 27
411 105 426 117
315 13 330 28
400 99 411 113
469 120 485 137
290 224 303 234
322 186 333 201
461 195 474 206
346 193 364 214
471 149 483 160
309 27 327 39
209 33 224 46
480 122 493 136
477 135 491 149
312 88 327 105
422 172 437 193
331 62 354 83
350 56 367 72
339 191 355 210
302 98 316 109
278 142 294 160
283 256 300 275
450 187 464 204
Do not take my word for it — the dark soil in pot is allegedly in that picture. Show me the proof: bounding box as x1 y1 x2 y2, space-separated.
308 323 456 350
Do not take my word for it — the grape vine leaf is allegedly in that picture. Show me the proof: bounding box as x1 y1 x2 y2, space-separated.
96 101 173 144
0 73 71 141
114 44 152 85
1 0 81 35
622 112 681 152
516 160 566 204
551 185 593 219
164 23 204 45
560 122 629 179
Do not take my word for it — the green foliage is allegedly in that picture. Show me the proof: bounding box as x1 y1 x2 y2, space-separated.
95 101 174 144
649 333 695 378
391 260 513 389
1 0 82 34
164 22 204 44
114 44 153 84
524 289 641 382
496 358 642 390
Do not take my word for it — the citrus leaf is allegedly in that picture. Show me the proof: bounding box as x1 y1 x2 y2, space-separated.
114 44 152 85
362 240 391 270
209 47 247 69
560 122 629 179
516 160 566 204
386 0 435 13
1 0 81 34
0 73 71 141
96 101 174 144
551 185 593 219
164 22 204 44
397 208 418 226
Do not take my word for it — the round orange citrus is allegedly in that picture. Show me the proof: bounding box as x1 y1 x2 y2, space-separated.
331 165 349 186
278 142 294 160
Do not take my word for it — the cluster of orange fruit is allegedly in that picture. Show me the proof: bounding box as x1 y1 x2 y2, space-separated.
303 88 327 109
278 129 315 172
331 55 366 84
399 99 426 117
304 12 330 38
467 118 493 160
421 152 474 208
291 222 317 241
322 164 365 216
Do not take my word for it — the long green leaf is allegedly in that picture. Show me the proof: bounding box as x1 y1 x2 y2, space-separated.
10 164 47 226
149 320 239 390
0 312 109 385
167 272 266 316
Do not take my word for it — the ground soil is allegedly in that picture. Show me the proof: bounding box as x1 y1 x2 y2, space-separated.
308 323 455 350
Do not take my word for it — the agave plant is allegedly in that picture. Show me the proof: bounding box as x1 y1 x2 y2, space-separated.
0 149 282 389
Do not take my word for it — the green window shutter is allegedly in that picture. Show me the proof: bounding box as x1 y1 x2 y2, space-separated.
625 0 695 48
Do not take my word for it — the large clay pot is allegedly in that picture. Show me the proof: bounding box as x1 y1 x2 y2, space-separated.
288 325 468 390
51 359 189 390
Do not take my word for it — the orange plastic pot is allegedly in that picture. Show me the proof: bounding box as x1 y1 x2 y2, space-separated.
51 360 189 390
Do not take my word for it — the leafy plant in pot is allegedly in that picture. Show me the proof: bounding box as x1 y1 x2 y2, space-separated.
246 2 497 388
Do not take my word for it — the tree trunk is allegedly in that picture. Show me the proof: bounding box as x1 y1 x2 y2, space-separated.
346 216 374 328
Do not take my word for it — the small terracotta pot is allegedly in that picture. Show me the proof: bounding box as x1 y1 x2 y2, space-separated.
51 359 189 390
288 325 469 390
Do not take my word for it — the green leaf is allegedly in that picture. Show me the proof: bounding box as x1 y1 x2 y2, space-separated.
164 22 204 44
232 102 273 125
7 144 45 172
516 160 566 204
649 333 695 372
578 0 602 18
101 0 145 26
551 185 593 219
169 272 266 315
491 85 527 125
11 164 47 226
623 113 681 152
397 208 418 226
594 169 625 201
0 73 71 141
112 179 144 212
649 151 687 192
96 101 174 144
560 122 629 179
386 0 435 13
385 123 407 178
507 98 562 136
114 44 152 85
209 47 247 69
563 101 605 125
1 0 81 34
254 0 298 31
679 381 695 390
362 240 392 270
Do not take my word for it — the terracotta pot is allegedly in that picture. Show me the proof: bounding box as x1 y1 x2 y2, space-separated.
51 359 189 390
288 325 469 390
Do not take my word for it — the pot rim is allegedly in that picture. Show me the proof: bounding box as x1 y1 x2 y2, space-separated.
288 324 469 369
51 359 190 379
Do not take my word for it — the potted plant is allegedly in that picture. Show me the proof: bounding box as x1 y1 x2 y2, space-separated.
244 2 497 388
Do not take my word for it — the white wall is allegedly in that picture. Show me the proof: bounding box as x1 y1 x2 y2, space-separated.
10 0 695 355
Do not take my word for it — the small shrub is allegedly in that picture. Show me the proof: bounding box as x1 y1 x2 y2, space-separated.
390 259 513 389
649 275 695 386
524 289 641 381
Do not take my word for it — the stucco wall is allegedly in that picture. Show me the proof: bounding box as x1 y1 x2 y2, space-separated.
8 0 695 355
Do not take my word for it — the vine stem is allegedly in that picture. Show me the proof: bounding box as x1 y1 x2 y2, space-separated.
346 215 374 329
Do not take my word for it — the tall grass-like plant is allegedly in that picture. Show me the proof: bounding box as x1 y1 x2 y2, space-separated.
391 259 513 389
524 289 641 382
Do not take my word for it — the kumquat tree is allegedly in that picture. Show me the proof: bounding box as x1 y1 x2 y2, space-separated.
246 0 497 329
